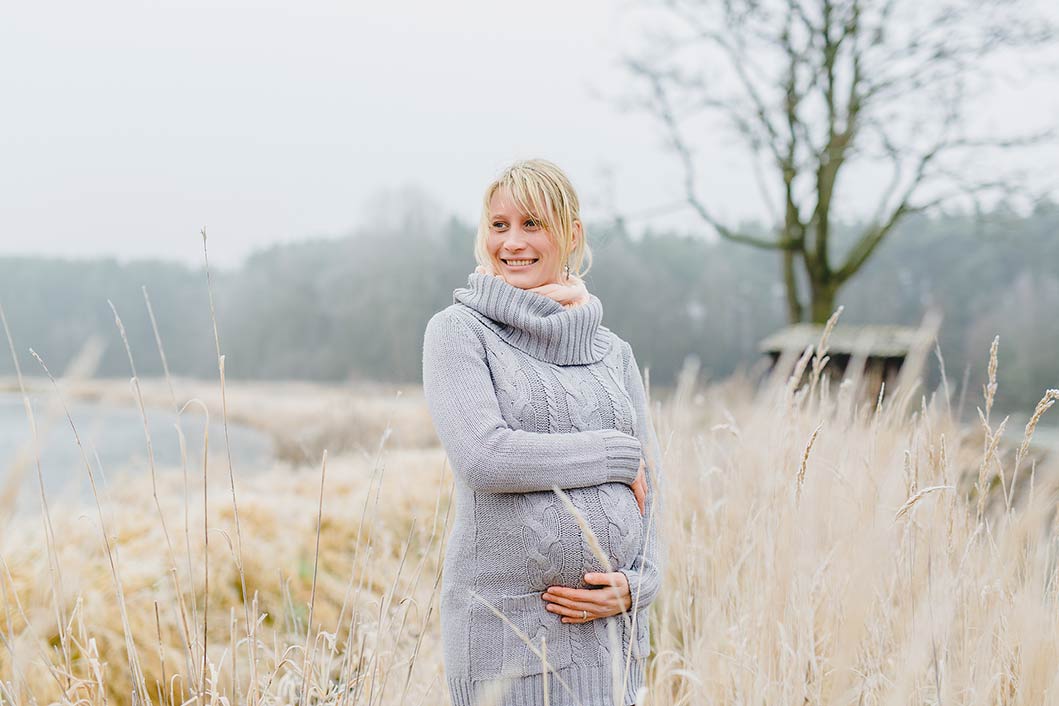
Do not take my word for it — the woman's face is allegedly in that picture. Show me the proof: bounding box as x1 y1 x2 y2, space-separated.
486 187 577 289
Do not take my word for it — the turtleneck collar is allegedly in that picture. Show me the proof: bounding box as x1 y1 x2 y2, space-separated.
452 272 612 365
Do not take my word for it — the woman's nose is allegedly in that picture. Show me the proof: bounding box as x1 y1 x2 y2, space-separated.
503 230 529 249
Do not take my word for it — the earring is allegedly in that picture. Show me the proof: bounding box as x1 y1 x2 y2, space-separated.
563 262 571 280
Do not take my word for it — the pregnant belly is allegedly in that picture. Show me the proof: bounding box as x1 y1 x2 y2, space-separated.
507 483 644 592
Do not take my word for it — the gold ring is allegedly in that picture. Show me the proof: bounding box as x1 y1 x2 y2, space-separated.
582 610 587 620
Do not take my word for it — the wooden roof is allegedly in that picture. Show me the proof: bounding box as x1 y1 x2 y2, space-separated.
758 323 923 358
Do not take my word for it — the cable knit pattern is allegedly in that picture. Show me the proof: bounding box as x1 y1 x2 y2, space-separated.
422 272 665 706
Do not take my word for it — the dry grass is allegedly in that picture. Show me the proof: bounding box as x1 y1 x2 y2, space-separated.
1 440 452 705
643 330 1059 705
3 278 1059 704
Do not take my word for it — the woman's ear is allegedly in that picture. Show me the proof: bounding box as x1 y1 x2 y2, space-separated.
571 220 583 250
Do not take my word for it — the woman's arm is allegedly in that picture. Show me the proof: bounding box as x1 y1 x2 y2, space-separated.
421 308 643 493
617 341 665 610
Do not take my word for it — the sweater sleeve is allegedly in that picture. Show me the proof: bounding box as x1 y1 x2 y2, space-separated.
617 341 665 610
421 308 643 493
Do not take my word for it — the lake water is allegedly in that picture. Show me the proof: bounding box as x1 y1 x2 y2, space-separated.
0 391 274 516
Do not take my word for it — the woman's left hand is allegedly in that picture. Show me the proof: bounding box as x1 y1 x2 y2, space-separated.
542 572 631 623
529 277 589 309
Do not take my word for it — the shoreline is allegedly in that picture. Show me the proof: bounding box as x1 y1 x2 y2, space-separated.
1 375 439 466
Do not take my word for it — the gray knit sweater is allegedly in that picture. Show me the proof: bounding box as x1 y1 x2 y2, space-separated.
421 272 664 706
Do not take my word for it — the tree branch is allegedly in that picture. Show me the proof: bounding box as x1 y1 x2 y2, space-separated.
630 60 796 251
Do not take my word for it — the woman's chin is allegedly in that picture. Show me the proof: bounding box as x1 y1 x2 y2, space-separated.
500 271 543 289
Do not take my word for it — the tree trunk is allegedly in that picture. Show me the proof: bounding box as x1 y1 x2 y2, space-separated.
808 278 838 324
782 248 803 323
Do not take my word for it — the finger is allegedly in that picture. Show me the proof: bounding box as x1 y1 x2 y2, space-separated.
543 592 610 612
545 597 607 617
532 287 572 303
544 586 611 603
583 573 631 601
545 603 596 623
583 572 628 588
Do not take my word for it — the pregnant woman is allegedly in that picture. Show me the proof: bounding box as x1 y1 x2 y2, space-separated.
421 159 664 706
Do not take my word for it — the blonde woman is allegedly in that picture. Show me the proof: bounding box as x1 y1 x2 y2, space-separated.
421 159 664 706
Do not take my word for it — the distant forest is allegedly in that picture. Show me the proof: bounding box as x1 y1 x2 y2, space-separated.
1 202 1056 419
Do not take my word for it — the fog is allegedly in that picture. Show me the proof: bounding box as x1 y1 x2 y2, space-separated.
2 0 1057 267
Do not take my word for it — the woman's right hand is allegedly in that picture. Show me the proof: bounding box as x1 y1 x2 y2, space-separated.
630 457 646 516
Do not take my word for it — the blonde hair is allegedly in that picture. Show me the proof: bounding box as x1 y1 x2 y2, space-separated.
474 159 593 281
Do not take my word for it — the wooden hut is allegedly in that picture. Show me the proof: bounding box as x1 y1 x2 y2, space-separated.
757 323 930 407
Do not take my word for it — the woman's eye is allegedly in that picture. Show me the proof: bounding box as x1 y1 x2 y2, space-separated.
525 220 540 228
492 222 507 229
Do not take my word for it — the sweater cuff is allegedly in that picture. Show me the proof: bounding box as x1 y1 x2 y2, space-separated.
600 429 642 484
619 566 661 609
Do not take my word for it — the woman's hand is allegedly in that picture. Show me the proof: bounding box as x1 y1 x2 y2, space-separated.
542 572 631 623
630 457 646 516
529 276 590 309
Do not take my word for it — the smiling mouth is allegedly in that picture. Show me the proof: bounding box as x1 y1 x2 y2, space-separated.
501 258 539 267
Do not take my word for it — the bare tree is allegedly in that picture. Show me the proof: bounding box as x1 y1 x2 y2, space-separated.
621 0 1056 323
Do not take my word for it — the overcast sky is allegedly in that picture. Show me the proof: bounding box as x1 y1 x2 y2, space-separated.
2 0 1057 268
